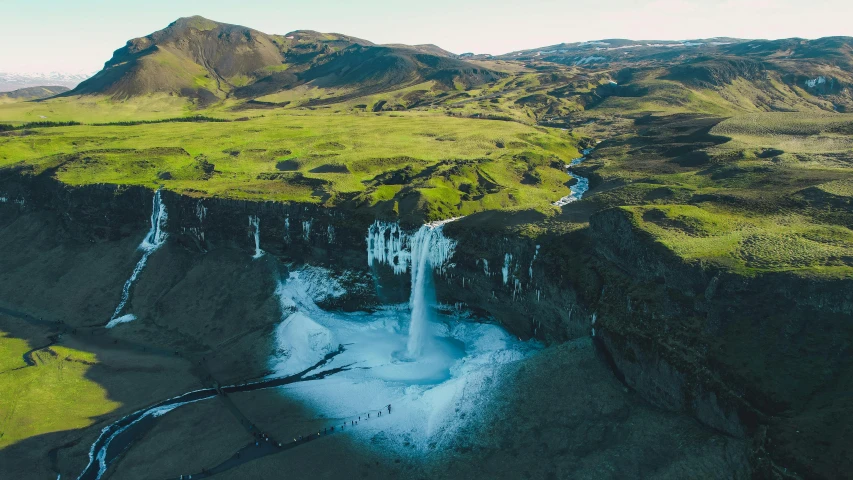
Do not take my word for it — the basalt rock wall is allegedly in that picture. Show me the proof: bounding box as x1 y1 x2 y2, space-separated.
2 169 850 478
589 207 853 479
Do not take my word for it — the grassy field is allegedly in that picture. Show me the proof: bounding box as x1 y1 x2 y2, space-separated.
0 94 203 124
583 112 853 278
2 70 852 274
0 330 119 449
0 105 582 220
625 204 853 277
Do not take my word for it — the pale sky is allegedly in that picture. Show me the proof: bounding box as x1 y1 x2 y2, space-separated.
2 0 851 74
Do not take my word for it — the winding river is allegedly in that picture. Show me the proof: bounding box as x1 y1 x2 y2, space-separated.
553 147 594 207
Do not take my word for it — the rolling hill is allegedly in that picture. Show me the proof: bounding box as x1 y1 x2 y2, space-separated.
499 36 853 113
0 86 69 103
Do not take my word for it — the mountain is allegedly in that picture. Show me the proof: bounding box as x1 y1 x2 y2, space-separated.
235 44 503 102
69 16 288 102
0 72 90 92
0 86 69 102
67 16 503 104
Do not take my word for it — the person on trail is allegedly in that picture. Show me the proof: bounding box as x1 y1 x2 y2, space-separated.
378 410 381 417
368 413 370 418
387 404 391 414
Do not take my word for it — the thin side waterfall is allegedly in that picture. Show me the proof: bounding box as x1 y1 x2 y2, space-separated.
106 190 168 328
366 219 458 357
250 215 264 259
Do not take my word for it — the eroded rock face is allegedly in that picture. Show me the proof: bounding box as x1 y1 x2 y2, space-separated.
1 170 850 478
588 207 853 479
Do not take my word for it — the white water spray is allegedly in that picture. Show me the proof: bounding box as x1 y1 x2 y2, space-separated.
106 190 168 328
249 215 264 259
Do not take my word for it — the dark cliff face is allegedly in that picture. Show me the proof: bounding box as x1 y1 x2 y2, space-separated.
0 167 153 242
589 207 853 479
2 170 851 478
436 220 597 343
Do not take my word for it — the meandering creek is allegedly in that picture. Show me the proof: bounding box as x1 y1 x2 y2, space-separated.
552 147 594 207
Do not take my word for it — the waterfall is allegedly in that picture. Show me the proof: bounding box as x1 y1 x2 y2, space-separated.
366 220 458 357
302 220 312 242
140 189 168 250
283 216 290 243
106 190 168 328
406 224 456 357
502 253 512 285
249 215 264 259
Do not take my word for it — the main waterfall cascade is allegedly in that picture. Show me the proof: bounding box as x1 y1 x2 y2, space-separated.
106 190 168 328
366 220 458 357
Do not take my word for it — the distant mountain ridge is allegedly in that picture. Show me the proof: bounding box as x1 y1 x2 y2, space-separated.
67 16 503 104
0 86 70 102
0 72 91 92
500 35 853 111
49 17 853 113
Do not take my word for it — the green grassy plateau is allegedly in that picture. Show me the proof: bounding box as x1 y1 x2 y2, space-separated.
1 17 852 275
0 109 581 220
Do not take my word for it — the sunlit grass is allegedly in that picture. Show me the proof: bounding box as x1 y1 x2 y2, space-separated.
0 332 119 448
625 204 853 277
0 109 581 218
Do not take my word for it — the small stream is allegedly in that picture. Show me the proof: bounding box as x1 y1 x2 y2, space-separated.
552 147 593 207
76 348 347 480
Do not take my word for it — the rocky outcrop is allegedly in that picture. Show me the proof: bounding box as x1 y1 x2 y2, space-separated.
589 207 853 479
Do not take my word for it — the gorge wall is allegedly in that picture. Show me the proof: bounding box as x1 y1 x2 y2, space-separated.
1 170 850 479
